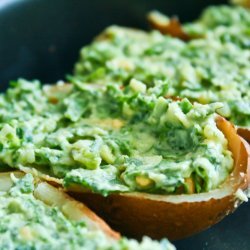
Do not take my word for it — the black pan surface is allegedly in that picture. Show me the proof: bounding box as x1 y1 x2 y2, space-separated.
0 1 249 250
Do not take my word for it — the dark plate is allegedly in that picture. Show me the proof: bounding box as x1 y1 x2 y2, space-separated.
0 1 249 250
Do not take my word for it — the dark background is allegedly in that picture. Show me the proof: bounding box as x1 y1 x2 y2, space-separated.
0 0 228 88
0 1 249 250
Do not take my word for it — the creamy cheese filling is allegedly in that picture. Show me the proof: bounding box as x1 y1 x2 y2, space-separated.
0 173 173 250
73 6 250 126
0 79 233 196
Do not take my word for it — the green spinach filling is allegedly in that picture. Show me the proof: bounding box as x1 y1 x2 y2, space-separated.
184 5 250 43
73 5 250 126
0 79 233 196
0 173 172 250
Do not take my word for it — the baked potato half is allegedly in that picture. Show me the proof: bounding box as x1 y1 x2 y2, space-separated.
68 116 250 240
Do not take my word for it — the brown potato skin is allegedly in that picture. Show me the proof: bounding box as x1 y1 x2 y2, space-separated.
149 17 192 41
70 192 237 240
69 117 250 240
237 127 250 144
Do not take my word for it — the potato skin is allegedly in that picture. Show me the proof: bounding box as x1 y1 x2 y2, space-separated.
70 192 238 240
237 127 250 143
69 117 250 240
147 15 191 41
